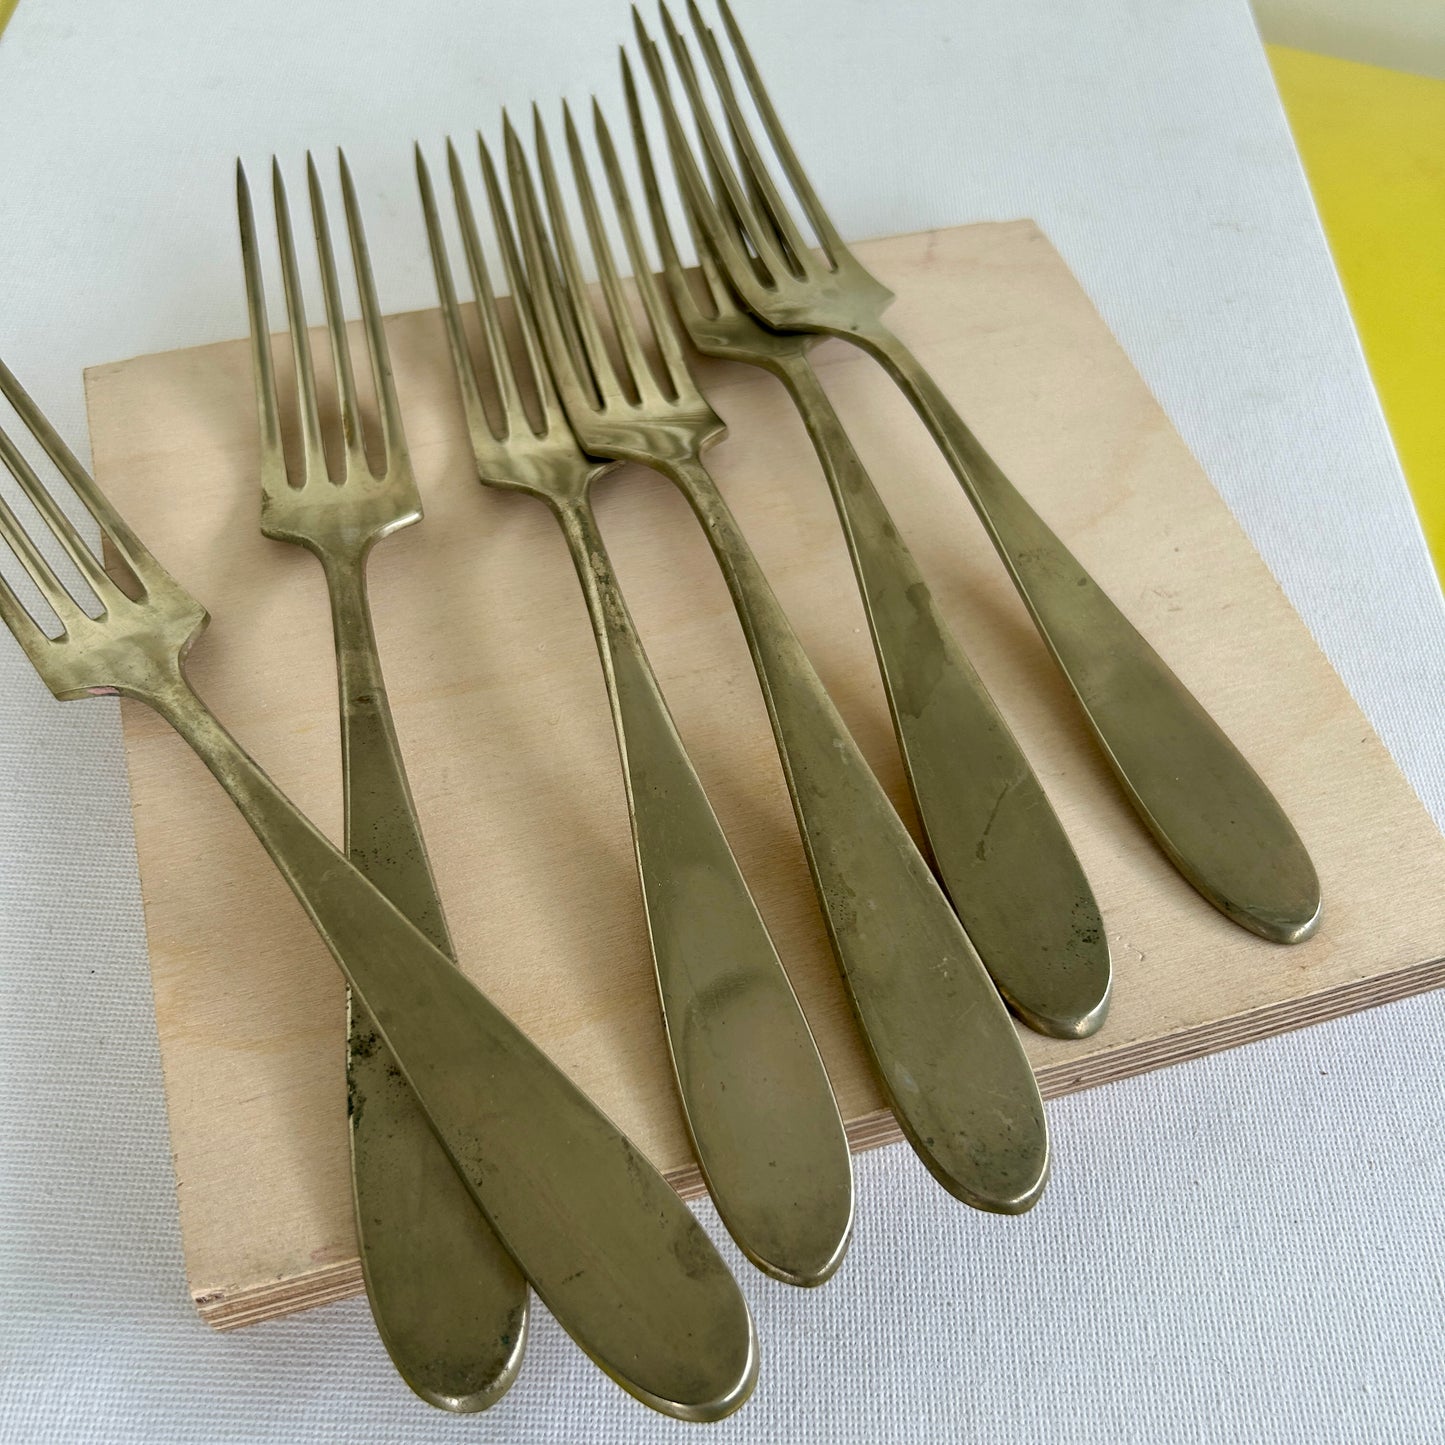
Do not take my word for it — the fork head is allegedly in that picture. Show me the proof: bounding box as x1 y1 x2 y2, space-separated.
503 100 725 472
238 152 419 561
620 47 812 374
416 135 613 509
633 1 893 340
0 359 208 703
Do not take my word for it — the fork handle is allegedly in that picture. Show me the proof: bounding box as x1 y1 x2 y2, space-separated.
858 324 1321 943
556 500 852 1286
774 352 1109 1039
320 554 528 1412
666 456 1047 1214
150 676 757 1423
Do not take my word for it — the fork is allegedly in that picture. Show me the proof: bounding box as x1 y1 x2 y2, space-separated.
505 104 1048 1215
639 0 1322 947
415 134 853 1288
236 154 527 1411
621 50 1109 1041
0 361 756 1422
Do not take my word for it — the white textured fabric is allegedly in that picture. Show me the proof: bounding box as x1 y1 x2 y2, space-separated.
2 0 1444 1440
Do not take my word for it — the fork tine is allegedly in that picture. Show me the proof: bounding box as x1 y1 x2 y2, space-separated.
699 24 802 278
0 420 114 611
621 47 725 324
590 99 692 397
688 4 812 276
0 434 92 626
416 143 498 448
652 3 790 286
631 12 760 307
659 45 773 297
506 113 589 391
662 33 767 304
712 0 844 261
0 357 162 588
682 40 770 286
306 153 367 472
505 113 600 418
447 136 529 438
683 169 744 316
561 101 663 406
237 161 289 499
475 131 568 432
529 106 622 408
0 557 50 655
271 160 329 485
337 151 408 475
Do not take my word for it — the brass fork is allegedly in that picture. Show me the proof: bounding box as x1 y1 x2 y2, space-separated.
0 363 755 1423
505 104 1047 1215
638 0 1322 946
415 134 852 1288
621 50 1109 1040
236 154 526 1411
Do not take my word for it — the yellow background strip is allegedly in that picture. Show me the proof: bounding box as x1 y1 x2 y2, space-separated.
1269 45 1445 583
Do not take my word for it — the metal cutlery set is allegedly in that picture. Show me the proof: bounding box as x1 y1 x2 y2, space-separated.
0 0 1320 1423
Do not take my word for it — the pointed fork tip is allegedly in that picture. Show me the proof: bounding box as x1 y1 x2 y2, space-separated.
716 0 746 47
336 150 360 204
631 5 655 48
501 112 525 162
235 159 255 214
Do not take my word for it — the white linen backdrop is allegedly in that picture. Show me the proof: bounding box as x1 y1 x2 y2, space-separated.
1 0 1443 1440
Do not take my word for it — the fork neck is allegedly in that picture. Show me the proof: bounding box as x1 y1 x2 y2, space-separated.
598 427 716 478
831 319 1006 516
304 544 381 685
311 548 400 775
122 658 205 721
552 496 626 637
646 453 750 565
644 450 711 507
141 668 388 942
837 318 952 415
140 668 307 854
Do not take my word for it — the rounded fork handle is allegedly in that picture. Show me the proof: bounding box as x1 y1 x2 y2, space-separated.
557 498 854 1288
775 351 1110 1040
666 457 1049 1216
862 325 1322 945
153 677 758 1424
321 556 530 1412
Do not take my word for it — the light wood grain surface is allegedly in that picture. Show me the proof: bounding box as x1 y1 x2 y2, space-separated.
84 219 1445 1329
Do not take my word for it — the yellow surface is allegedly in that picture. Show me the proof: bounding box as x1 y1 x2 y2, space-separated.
1270 45 1445 581
0 1 19 40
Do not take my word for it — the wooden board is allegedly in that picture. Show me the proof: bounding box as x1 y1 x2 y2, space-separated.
84 219 1445 1331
